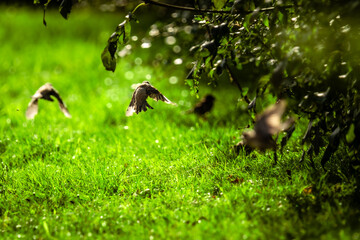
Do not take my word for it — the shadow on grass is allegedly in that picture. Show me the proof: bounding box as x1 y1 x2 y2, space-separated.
286 171 360 237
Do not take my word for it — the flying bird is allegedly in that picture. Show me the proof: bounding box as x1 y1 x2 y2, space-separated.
188 94 215 117
126 81 176 116
26 83 71 119
241 100 294 152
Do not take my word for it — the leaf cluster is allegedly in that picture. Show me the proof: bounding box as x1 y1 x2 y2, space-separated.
34 0 77 25
184 0 360 170
101 13 135 72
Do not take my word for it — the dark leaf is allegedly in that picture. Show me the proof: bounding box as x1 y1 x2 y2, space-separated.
189 44 200 53
59 0 73 20
248 97 256 110
313 127 322 155
274 151 278 164
321 127 341 167
319 119 328 132
329 127 341 145
302 120 313 144
300 149 306 163
215 58 226 75
270 60 287 90
346 124 355 143
200 40 217 56
123 21 131 43
115 19 131 45
211 22 229 44
116 21 126 32
43 8 47 26
101 31 119 72
108 41 117 60
300 145 313 164
101 45 116 72
307 146 315 169
125 12 138 23
101 16 133 72
116 21 126 44
108 32 119 59
312 124 327 156
313 88 330 104
231 0 242 13
186 64 196 80
321 145 334 168
263 14 269 28
286 169 292 181
281 124 295 151
214 0 227 9
34 0 49 4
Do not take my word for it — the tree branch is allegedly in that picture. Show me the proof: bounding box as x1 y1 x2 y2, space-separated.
143 0 230 13
225 64 251 104
142 0 293 15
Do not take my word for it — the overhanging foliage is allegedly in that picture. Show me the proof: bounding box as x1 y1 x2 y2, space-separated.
33 0 360 171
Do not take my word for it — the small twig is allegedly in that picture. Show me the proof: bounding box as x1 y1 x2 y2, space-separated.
43 8 47 26
143 0 293 15
132 2 146 14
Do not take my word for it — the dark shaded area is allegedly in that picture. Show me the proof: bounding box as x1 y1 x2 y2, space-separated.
286 182 360 236
1 0 207 10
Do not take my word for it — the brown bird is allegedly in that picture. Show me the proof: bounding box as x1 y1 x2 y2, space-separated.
241 100 294 152
126 81 176 116
189 94 215 116
26 83 71 119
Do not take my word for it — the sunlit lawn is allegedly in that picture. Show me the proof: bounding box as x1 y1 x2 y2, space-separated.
0 6 359 240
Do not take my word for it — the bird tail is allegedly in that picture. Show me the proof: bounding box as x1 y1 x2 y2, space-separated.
126 107 135 117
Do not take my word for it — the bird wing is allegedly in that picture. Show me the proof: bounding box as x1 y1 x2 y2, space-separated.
26 98 39 119
255 100 286 136
147 86 176 105
32 91 43 99
51 89 72 118
26 84 46 119
58 102 72 118
126 91 137 117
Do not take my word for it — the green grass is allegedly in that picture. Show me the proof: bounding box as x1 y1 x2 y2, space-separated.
1 6 360 240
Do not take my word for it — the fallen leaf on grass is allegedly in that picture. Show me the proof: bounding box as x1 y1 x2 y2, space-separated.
231 177 244 184
228 175 244 184
302 186 313 195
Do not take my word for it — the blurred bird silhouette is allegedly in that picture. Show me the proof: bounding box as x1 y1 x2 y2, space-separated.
26 83 71 120
241 100 294 152
188 94 215 117
126 81 176 116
